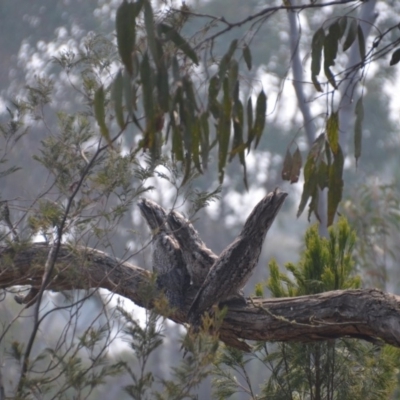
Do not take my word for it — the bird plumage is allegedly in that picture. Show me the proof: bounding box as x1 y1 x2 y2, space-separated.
167 210 217 287
138 198 190 309
187 188 288 326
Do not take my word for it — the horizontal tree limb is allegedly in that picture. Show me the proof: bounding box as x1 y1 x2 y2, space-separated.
1 243 400 351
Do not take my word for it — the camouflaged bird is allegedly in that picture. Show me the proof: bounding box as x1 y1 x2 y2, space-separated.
138 198 190 310
187 188 288 327
167 209 217 287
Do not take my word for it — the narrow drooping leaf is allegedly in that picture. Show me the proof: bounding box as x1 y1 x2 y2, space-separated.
172 56 180 81
354 96 364 166
208 75 220 118
327 146 344 226
159 23 199 65
324 23 340 89
281 149 293 181
219 39 238 80
228 59 239 97
230 97 244 161
326 111 339 155
192 117 202 173
140 52 155 144
389 48 400 66
183 77 198 112
116 1 136 76
343 18 357 51
246 97 253 148
291 147 302 183
181 152 192 186
253 90 267 148
311 28 325 92
218 77 232 183
231 98 248 189
144 0 158 65
112 70 125 130
94 86 110 143
297 155 318 219
297 134 325 219
243 44 252 70
171 89 184 161
122 69 134 117
200 111 210 170
357 25 366 60
156 59 169 112
338 17 347 39
324 64 337 89
317 160 329 189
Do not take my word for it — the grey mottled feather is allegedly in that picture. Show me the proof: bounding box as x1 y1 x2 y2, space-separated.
138 198 190 309
187 188 288 326
167 210 217 287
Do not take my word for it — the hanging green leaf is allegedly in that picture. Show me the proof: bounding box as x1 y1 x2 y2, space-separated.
116 0 137 76
291 147 302 183
324 22 340 89
343 19 357 51
357 25 366 61
140 52 155 146
338 17 347 39
317 160 329 190
218 77 232 183
230 97 244 162
281 149 293 181
243 44 252 70
192 117 202 174
159 23 199 65
297 155 318 219
246 97 253 149
122 69 135 118
94 86 111 144
156 59 169 113
253 90 267 148
326 111 339 155
389 48 400 66
297 134 325 220
143 0 158 65
181 152 192 186
354 96 364 166
112 70 125 130
219 39 238 80
183 77 198 112
231 97 247 189
311 28 325 92
200 111 210 170
172 56 180 81
171 88 184 162
228 59 239 97
208 75 220 118
327 146 344 226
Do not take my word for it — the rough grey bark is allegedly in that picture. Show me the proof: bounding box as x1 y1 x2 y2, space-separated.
3 238 400 350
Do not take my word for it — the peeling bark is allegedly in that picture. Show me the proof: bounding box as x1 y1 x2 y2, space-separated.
1 243 400 351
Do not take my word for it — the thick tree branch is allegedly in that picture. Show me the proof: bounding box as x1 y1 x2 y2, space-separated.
2 243 400 351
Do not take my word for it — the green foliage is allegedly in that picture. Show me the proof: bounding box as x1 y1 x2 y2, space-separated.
311 16 366 91
295 129 344 226
267 217 360 296
258 218 398 399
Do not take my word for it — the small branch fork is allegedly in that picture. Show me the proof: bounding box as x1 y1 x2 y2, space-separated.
2 243 400 351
